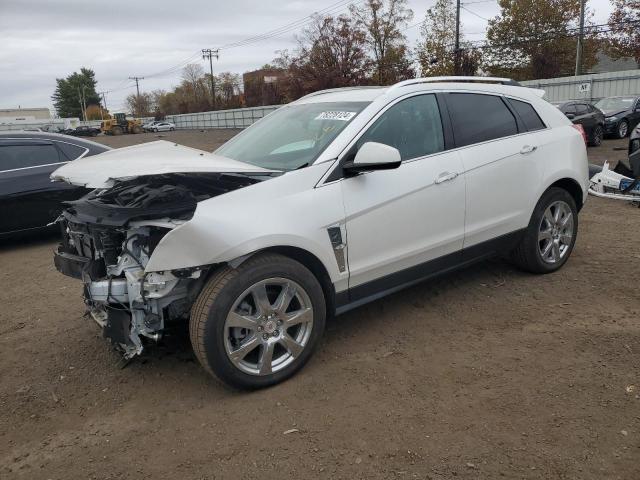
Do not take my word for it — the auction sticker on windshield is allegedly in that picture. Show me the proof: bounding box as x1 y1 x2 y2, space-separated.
315 111 357 121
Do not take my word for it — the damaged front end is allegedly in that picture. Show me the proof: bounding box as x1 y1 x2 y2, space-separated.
53 172 261 359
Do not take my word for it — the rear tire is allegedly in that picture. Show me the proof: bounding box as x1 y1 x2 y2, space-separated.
589 125 603 146
510 187 578 274
190 253 326 389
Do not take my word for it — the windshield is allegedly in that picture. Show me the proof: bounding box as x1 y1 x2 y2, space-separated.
595 97 635 111
215 101 369 171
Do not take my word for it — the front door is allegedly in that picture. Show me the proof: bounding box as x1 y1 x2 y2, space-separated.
339 94 466 300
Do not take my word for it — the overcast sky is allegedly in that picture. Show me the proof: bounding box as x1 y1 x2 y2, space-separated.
0 0 614 115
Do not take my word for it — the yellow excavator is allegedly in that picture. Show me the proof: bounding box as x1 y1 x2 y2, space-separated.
101 113 143 135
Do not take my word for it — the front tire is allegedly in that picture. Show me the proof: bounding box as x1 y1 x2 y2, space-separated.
510 187 578 274
617 120 629 139
190 253 326 389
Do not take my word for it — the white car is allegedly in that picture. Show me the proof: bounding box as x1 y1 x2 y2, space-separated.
51 77 589 388
142 120 161 132
149 121 175 132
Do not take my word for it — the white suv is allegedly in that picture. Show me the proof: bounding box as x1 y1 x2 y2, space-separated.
52 77 589 388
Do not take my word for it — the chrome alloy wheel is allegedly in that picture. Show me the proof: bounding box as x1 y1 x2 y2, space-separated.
618 121 628 138
224 278 313 376
538 200 574 264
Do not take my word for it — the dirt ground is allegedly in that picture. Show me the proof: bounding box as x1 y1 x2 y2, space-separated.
1 131 639 480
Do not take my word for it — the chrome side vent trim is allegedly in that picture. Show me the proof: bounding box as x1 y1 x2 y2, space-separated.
327 226 346 273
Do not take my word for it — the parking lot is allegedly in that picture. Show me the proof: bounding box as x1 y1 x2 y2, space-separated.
1 131 639 479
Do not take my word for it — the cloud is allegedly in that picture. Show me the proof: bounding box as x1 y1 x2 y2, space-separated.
0 0 614 114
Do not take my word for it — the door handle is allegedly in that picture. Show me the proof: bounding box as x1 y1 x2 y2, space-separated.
520 145 537 154
435 172 459 184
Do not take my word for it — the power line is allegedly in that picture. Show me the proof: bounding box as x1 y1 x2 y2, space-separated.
460 5 490 21
142 50 203 79
218 0 365 50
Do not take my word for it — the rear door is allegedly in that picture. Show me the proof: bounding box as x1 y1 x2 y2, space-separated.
574 103 595 135
443 92 547 254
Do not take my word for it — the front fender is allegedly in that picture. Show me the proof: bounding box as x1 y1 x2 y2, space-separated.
144 162 347 288
146 221 334 275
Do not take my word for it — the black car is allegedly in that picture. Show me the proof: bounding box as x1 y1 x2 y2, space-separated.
552 101 605 146
64 125 101 137
594 95 640 139
0 132 110 236
630 123 640 160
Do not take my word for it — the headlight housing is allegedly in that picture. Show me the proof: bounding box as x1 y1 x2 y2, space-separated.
606 116 618 123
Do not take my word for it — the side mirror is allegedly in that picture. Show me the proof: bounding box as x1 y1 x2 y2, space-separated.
565 113 575 119
343 142 401 175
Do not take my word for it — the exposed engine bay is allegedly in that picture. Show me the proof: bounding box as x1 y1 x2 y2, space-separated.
53 172 265 359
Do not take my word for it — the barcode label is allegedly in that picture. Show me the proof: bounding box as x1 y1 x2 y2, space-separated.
314 111 356 121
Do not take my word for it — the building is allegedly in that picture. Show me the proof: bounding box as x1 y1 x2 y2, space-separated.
0 107 51 122
243 68 287 107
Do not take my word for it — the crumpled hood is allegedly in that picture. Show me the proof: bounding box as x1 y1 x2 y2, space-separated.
51 140 274 188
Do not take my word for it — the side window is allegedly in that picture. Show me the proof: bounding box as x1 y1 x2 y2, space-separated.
56 141 87 161
574 104 589 115
564 104 577 114
446 93 518 147
510 99 546 131
356 94 444 161
0 143 61 171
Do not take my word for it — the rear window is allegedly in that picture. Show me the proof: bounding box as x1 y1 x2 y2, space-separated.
446 93 518 147
56 141 87 161
510 99 546 131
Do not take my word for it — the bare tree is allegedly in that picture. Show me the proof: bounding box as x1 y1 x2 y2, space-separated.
350 0 414 84
125 92 152 116
416 0 480 76
180 64 209 110
288 14 372 98
606 0 640 65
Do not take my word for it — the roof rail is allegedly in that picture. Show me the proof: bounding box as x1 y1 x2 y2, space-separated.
298 86 382 100
388 76 521 92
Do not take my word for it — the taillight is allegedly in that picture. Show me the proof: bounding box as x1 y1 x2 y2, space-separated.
572 124 588 145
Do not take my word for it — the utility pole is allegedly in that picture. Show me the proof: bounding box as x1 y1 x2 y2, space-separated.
77 86 86 121
575 0 586 76
98 91 107 120
81 85 88 123
129 76 144 97
128 76 144 116
454 0 461 75
202 49 219 109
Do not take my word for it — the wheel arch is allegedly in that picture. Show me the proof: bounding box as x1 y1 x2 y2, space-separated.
548 177 584 212
235 246 337 318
